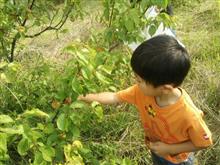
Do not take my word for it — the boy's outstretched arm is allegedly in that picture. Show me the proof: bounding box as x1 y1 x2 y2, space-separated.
78 92 121 105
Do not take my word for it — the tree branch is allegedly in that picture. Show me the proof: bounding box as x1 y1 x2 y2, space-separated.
108 0 115 27
9 0 36 62
25 7 72 38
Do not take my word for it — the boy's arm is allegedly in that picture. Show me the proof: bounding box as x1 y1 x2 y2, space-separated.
78 92 121 105
149 140 209 157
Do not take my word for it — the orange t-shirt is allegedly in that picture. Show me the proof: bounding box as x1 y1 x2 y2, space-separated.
116 84 212 164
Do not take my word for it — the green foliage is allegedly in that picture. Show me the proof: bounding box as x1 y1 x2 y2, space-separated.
0 0 83 61
0 41 135 164
100 0 173 49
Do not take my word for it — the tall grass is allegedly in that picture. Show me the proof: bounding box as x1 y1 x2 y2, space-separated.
175 0 220 164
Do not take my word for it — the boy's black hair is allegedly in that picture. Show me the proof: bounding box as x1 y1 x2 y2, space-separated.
131 35 190 87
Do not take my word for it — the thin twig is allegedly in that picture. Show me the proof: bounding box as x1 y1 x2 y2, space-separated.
108 0 115 27
0 81 24 111
25 7 72 38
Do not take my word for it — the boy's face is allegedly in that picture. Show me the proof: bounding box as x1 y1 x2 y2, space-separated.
135 74 162 96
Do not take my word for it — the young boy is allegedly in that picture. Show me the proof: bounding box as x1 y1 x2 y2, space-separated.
78 35 212 165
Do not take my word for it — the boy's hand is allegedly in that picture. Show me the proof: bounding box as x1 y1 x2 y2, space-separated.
149 141 171 157
149 140 204 157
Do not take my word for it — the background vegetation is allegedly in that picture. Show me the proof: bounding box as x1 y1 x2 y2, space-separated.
0 0 219 164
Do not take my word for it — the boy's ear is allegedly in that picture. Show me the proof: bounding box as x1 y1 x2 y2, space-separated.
160 84 174 94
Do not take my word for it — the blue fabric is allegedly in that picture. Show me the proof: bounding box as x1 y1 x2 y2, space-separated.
151 152 194 165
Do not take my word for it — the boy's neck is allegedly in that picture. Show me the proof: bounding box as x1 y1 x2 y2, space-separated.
155 88 182 107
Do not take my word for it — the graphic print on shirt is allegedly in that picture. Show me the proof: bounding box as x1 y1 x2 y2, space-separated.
143 104 178 143
145 105 156 117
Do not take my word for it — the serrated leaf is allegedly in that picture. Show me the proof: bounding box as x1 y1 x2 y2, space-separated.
17 138 30 156
0 115 14 124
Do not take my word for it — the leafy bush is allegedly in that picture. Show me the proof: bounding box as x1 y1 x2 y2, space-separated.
0 42 136 164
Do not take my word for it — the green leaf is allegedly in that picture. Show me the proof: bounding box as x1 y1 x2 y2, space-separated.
148 25 157 36
70 125 80 138
124 18 135 32
130 8 140 26
95 71 110 84
76 51 88 64
109 86 117 92
33 151 44 165
158 12 171 26
91 101 100 108
0 125 23 134
0 73 10 83
54 146 64 162
39 146 55 162
17 138 30 156
99 65 112 75
47 133 59 146
31 130 43 141
81 67 91 79
140 1 150 11
151 0 168 8
0 133 7 152
72 78 83 94
43 123 55 134
0 115 14 124
94 106 103 120
57 113 68 131
70 101 85 109
22 108 49 118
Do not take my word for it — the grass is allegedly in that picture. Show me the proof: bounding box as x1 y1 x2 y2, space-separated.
174 0 220 164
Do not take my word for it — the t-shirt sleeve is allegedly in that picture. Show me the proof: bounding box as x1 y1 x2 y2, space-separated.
116 85 138 105
187 114 212 147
